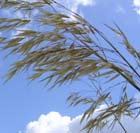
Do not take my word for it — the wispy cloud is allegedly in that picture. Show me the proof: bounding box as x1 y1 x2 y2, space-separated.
133 0 140 15
116 6 126 14
25 105 140 133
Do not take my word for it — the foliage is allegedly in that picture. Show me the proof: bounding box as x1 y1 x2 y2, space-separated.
0 0 140 132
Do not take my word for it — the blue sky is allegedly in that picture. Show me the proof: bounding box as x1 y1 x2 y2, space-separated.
0 0 140 133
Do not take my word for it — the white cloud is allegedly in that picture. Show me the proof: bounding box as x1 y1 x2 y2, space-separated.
25 105 140 133
133 0 140 15
133 0 140 7
25 112 86 133
56 0 95 13
26 112 71 133
54 0 95 20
